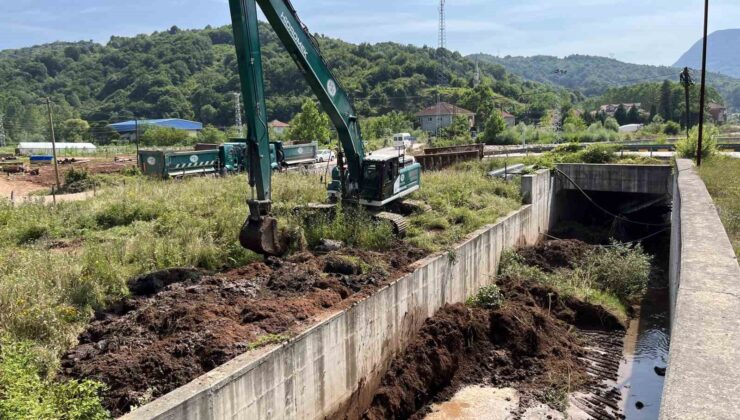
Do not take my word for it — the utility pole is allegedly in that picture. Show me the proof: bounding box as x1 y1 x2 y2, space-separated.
696 0 709 167
680 67 694 138
44 97 61 191
135 119 140 167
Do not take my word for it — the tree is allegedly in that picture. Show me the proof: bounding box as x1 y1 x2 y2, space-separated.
627 105 641 124
140 126 191 146
659 80 673 122
614 104 628 126
59 119 90 142
604 117 620 132
664 121 681 135
287 100 331 144
442 115 472 142
648 104 657 122
198 125 227 144
562 110 586 132
480 111 506 144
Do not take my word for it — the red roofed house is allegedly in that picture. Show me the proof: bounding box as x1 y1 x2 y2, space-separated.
708 103 727 124
415 102 475 134
501 110 516 127
269 120 290 135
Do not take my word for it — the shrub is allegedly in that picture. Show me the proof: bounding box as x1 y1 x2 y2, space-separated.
604 117 620 132
580 242 651 302
676 125 719 159
663 121 681 135
0 338 108 419
299 206 394 251
62 168 95 194
94 202 159 229
467 284 504 309
577 144 618 164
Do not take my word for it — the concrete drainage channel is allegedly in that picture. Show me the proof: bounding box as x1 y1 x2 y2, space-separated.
124 161 740 420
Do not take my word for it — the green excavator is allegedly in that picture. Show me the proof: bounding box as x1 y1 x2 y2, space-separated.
230 0 422 256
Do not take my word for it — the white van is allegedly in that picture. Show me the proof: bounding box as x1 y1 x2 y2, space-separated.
392 133 414 149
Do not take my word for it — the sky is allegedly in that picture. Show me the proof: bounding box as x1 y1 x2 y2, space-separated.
1 0 738 66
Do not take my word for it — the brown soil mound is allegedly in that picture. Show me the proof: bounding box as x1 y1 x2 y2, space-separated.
61 243 425 417
516 239 591 272
363 276 624 420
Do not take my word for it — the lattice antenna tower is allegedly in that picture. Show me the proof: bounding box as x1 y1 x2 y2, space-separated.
0 113 6 147
474 55 481 87
435 0 447 139
233 92 244 136
438 0 447 51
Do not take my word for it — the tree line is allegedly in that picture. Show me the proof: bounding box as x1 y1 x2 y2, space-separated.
0 23 563 145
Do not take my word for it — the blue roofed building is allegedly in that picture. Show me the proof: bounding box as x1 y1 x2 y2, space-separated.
108 119 203 140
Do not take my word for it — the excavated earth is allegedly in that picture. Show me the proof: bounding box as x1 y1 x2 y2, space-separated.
61 243 426 416
364 240 625 420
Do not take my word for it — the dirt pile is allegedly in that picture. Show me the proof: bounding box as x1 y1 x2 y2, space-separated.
61 243 425 416
516 239 591 272
28 159 135 188
363 262 624 419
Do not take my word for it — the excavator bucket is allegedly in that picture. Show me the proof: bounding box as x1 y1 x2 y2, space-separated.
239 216 287 257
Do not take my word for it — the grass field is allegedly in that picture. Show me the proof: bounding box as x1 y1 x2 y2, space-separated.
0 165 522 417
698 157 740 257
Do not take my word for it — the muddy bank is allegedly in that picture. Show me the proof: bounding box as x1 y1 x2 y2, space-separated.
363 240 626 420
61 243 426 416
364 276 624 419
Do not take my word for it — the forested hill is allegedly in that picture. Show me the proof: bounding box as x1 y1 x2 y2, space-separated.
474 54 740 109
0 24 564 142
675 29 740 79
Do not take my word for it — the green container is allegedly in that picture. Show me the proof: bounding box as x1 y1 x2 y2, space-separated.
139 150 220 179
219 142 248 173
281 142 318 166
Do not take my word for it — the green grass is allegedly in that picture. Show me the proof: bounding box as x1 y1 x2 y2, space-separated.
0 173 328 355
498 243 653 324
698 157 740 257
404 168 521 251
0 338 108 419
0 165 523 416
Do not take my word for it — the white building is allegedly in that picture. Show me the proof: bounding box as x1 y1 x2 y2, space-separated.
618 124 644 133
15 142 97 156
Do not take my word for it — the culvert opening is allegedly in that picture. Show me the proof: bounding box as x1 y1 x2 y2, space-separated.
362 188 672 419
552 188 673 419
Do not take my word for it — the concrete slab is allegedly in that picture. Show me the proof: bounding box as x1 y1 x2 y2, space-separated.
661 159 740 420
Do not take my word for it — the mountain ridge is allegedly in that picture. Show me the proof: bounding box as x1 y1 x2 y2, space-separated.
674 29 740 79
473 53 740 109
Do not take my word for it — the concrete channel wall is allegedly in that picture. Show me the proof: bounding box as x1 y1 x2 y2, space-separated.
660 159 740 420
124 169 555 420
556 163 673 195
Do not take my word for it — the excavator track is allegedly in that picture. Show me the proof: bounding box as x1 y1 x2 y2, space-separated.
374 212 409 236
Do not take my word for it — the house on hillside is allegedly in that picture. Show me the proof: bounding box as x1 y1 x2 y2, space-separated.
108 119 203 141
599 103 642 117
269 120 290 135
501 110 516 127
415 102 475 134
708 103 727 124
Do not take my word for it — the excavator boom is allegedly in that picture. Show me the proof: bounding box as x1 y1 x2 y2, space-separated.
229 0 420 256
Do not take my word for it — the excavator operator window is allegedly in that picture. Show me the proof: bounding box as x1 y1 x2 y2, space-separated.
363 163 379 186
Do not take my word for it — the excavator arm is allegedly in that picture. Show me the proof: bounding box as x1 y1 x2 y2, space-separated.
230 0 366 256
